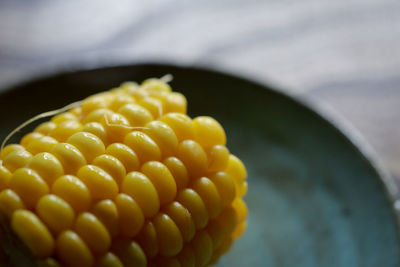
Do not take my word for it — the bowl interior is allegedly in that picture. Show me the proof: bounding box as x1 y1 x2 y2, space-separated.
0 64 399 267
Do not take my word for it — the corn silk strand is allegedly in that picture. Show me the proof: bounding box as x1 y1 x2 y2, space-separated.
0 101 83 151
0 74 173 152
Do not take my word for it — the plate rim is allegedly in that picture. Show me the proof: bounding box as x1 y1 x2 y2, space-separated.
1 61 399 245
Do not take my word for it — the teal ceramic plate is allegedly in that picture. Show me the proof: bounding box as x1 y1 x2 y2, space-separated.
0 64 399 267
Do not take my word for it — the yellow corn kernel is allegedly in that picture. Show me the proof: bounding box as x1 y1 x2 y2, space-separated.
96 252 124 267
138 97 163 119
51 143 86 174
109 94 135 111
75 212 111 254
35 122 57 135
207 145 229 172
232 198 248 223
208 237 231 266
237 181 248 198
12 210 54 258
0 164 11 190
28 152 64 186
225 154 247 184
82 122 109 145
216 206 238 238
147 90 171 104
111 86 128 94
105 143 139 172
209 172 236 208
143 121 178 158
3 149 32 172
137 221 158 258
193 116 226 149
118 103 154 127
84 108 113 124
9 168 49 209
70 107 82 117
124 131 161 163
121 171 159 218
0 189 25 218
20 132 43 147
232 221 247 240
93 154 126 186
160 113 194 142
101 112 131 143
163 157 189 190
51 112 77 124
77 165 118 201
130 88 149 100
36 194 75 234
142 78 172 93
141 161 176 206
218 236 233 255
81 94 109 115
36 195 75 236
177 140 208 177
120 81 138 92
153 213 183 257
191 177 222 219
115 193 144 238
26 136 58 155
176 189 208 230
190 230 213 267
50 120 83 142
56 230 94 267
68 132 105 163
92 200 119 238
51 175 91 213
206 220 224 250
1 144 25 159
112 240 147 267
163 201 195 242
177 246 195 267
164 92 187 114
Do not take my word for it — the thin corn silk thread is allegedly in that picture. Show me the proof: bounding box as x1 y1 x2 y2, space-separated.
0 101 82 151
0 75 248 267
0 74 173 150
160 74 173 83
104 114 150 131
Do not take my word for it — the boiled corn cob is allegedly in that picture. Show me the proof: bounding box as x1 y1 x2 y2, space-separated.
0 78 248 267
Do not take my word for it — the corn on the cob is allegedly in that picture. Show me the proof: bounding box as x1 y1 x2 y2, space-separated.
0 78 248 267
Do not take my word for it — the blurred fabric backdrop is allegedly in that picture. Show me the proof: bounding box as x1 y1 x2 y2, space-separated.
0 0 399 180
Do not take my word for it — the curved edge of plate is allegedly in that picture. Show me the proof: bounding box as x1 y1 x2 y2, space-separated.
2 60 399 244
198 64 400 240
